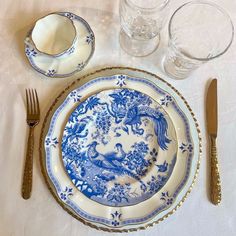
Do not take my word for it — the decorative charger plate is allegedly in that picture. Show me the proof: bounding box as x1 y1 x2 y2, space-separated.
25 12 95 78
40 67 201 232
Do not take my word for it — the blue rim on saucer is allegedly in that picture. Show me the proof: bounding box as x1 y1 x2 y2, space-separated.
25 12 95 78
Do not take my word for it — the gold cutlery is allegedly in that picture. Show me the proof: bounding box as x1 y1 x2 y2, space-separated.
206 79 221 205
22 89 40 199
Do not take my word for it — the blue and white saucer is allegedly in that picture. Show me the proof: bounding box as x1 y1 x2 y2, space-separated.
25 12 95 78
40 68 201 232
62 88 177 207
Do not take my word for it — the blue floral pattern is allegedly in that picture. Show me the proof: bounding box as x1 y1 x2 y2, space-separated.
65 12 75 20
61 88 177 207
77 62 85 70
107 183 131 203
67 46 75 55
160 191 174 206
60 187 73 202
160 94 173 107
45 137 59 148
25 46 37 57
111 211 122 227
179 142 193 153
86 33 94 44
43 73 197 228
116 75 127 87
47 69 56 77
95 110 112 134
69 90 82 103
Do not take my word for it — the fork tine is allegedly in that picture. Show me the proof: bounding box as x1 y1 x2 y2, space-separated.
31 89 36 114
34 89 40 115
26 89 29 115
29 89 33 114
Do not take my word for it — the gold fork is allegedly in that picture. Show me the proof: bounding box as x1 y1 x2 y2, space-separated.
22 89 40 199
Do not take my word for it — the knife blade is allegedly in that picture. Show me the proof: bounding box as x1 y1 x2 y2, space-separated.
206 79 218 137
206 78 221 205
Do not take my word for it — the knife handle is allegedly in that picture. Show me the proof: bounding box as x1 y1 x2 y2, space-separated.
210 136 221 205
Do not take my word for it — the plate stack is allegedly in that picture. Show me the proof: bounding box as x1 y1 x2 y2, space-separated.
40 67 201 232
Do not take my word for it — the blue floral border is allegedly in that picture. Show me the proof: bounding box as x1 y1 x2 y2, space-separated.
45 75 194 227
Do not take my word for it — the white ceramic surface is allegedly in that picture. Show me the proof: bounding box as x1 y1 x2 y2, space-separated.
41 72 200 231
31 14 77 56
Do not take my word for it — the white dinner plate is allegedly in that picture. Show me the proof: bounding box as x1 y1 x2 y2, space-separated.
40 67 201 232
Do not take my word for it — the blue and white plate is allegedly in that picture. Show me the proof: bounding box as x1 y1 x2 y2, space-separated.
61 88 177 207
25 12 95 78
41 69 200 232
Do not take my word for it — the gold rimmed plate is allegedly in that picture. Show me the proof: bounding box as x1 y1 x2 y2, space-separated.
39 67 201 232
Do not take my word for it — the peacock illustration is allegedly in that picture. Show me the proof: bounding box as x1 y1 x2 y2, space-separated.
105 143 126 167
86 141 141 181
124 105 171 150
86 141 117 169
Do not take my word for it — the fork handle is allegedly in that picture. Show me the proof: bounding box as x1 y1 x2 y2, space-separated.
210 136 222 205
22 126 34 199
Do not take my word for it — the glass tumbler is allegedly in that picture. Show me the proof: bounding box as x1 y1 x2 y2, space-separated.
119 0 170 57
163 1 234 79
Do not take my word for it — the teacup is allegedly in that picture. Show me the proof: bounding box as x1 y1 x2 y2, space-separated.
25 13 77 58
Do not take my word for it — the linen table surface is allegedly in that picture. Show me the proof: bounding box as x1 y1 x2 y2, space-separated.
0 0 236 236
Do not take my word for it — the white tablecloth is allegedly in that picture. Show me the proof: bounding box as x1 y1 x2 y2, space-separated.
0 0 236 235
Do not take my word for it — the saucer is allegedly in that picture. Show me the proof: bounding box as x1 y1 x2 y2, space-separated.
25 12 95 78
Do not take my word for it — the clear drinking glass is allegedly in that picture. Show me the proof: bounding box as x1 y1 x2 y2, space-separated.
119 0 170 57
163 1 234 79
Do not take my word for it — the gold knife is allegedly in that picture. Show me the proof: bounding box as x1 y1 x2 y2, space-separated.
206 79 221 205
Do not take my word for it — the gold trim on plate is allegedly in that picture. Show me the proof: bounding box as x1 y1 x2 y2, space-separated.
39 66 202 233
